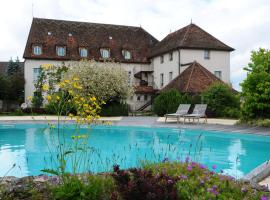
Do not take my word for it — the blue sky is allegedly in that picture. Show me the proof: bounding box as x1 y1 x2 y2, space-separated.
0 0 270 90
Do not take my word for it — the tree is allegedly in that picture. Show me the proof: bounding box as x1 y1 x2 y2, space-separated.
241 48 270 119
0 75 9 100
0 57 24 104
63 60 133 102
7 57 21 76
202 83 240 118
7 72 25 102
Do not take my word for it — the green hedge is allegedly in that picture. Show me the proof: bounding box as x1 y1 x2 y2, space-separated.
100 101 129 116
202 83 240 118
153 89 191 116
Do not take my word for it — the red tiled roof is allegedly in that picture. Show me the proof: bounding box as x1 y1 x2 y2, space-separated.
149 23 234 58
161 61 225 94
23 18 159 63
134 86 158 94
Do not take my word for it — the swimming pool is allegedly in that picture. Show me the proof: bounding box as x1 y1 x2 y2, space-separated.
0 124 270 178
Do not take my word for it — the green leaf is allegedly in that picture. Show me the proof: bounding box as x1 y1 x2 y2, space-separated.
41 168 59 176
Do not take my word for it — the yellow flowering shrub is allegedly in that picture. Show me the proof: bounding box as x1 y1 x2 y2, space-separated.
46 76 103 124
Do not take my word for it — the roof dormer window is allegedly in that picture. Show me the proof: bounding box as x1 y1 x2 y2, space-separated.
122 50 131 60
79 48 88 58
100 48 110 59
33 45 42 55
56 46 66 57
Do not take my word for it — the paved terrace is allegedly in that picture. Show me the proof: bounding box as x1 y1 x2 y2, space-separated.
0 116 269 135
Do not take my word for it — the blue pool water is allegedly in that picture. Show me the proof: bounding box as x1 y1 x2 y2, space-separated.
0 124 270 178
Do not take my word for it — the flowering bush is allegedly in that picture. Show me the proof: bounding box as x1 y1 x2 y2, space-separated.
1 162 269 199
141 161 269 200
63 60 133 102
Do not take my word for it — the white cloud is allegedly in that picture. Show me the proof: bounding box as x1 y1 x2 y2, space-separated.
0 0 269 90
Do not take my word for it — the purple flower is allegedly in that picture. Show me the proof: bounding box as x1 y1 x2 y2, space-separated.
199 178 205 185
181 175 188 180
207 186 219 196
241 187 247 193
212 165 217 170
191 162 197 167
167 179 174 184
261 196 269 200
205 176 210 181
187 165 193 171
200 164 207 169
185 156 190 163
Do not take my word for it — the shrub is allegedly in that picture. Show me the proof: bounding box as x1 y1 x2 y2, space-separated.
52 175 118 200
202 83 240 118
1 162 269 199
153 89 191 116
113 165 178 200
22 107 47 114
100 101 129 116
0 75 9 100
239 119 270 127
141 162 269 200
0 71 24 104
241 48 270 120
44 92 77 115
64 60 133 102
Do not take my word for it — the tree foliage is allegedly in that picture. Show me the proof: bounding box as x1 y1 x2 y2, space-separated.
7 57 21 76
241 48 270 119
0 57 24 103
64 60 133 102
202 83 240 118
0 75 9 100
153 89 191 116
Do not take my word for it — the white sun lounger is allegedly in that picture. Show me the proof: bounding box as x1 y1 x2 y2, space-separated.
164 104 191 124
183 104 207 124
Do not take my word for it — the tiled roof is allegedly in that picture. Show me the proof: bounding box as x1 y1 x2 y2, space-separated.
0 62 24 75
134 86 158 94
161 61 224 94
149 23 234 58
23 18 158 63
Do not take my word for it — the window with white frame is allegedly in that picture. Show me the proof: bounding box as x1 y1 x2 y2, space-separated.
169 52 173 61
79 48 88 58
137 95 141 101
33 45 42 55
204 50 210 59
160 73 164 87
214 71 222 79
100 48 110 59
160 55 164 63
122 50 131 60
56 46 66 56
33 68 41 82
169 71 173 81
